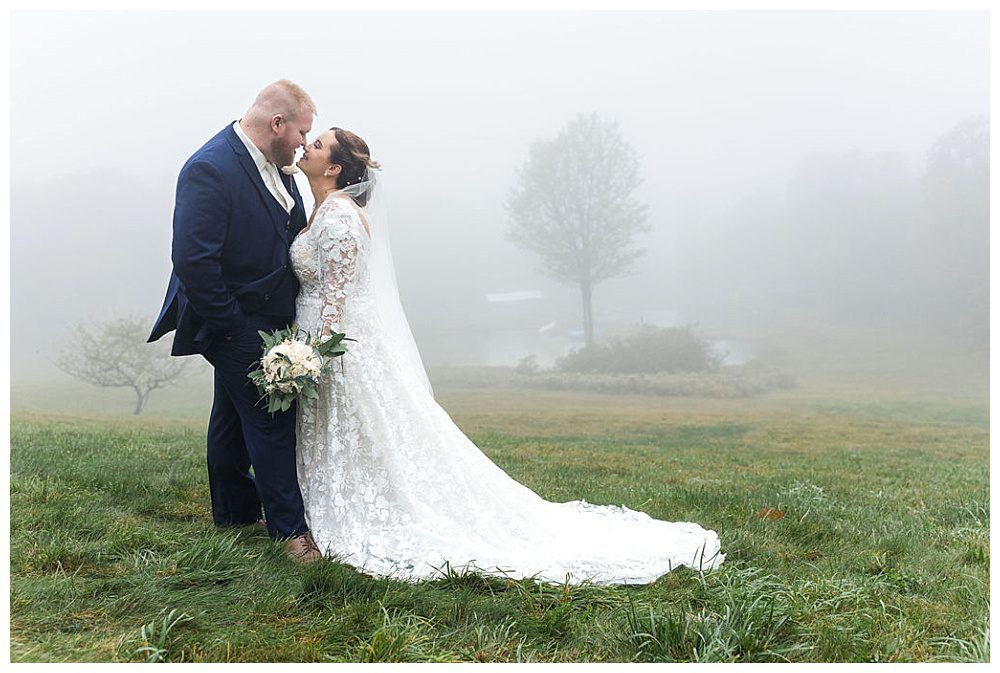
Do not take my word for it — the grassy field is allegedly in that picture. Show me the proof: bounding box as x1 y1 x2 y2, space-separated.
9 342 990 662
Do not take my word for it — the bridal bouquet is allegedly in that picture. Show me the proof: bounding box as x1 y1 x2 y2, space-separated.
247 325 353 414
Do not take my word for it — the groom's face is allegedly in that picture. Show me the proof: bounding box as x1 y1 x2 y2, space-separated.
271 109 313 167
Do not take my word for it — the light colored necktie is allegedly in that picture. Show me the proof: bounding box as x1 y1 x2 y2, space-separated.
265 163 292 212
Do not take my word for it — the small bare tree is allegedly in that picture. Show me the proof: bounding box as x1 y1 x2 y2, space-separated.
56 316 191 415
505 113 650 348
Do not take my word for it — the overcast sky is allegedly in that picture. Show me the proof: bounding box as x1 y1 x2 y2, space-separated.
13 12 986 192
9 10 989 372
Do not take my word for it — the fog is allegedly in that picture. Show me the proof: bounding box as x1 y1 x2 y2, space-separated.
10 11 988 378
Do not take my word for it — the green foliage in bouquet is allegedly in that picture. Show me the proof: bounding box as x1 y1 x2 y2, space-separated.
246 325 353 415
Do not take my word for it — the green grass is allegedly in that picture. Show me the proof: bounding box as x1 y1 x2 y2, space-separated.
9 351 990 662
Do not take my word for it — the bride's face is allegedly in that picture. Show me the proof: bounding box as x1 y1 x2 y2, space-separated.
298 130 342 181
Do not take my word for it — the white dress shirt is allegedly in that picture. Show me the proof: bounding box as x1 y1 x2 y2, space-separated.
233 120 294 213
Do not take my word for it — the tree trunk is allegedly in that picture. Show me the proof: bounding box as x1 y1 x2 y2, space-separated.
133 389 147 415
580 280 594 349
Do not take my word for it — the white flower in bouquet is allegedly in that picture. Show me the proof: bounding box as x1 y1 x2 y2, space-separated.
262 340 322 381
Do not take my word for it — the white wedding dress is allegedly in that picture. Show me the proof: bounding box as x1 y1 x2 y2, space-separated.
290 194 725 585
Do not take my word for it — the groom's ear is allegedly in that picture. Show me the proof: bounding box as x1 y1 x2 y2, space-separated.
270 114 284 134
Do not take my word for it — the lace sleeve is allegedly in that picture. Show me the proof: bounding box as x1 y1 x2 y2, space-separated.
316 200 361 338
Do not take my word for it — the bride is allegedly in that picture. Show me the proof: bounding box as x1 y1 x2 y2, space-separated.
288 127 725 585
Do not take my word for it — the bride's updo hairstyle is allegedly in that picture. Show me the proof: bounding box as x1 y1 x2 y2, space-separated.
329 127 381 207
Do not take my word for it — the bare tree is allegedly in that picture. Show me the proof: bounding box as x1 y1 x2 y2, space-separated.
505 113 650 348
56 316 192 414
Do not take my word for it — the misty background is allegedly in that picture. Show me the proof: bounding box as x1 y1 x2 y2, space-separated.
10 11 988 382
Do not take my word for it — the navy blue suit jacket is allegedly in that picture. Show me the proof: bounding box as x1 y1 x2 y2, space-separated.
149 123 307 356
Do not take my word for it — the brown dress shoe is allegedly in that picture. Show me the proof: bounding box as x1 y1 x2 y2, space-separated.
285 532 323 563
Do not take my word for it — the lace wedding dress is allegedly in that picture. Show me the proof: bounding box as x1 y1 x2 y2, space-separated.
290 194 725 585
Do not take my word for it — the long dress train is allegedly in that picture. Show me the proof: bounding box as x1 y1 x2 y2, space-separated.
289 195 725 584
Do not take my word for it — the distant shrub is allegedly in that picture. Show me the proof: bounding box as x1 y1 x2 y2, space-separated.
557 325 722 375
518 366 796 398
426 363 796 399
515 354 540 375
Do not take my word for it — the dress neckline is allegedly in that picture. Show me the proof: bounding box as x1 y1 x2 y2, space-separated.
299 194 371 240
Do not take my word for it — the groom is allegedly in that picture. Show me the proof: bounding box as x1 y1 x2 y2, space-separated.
149 80 320 562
